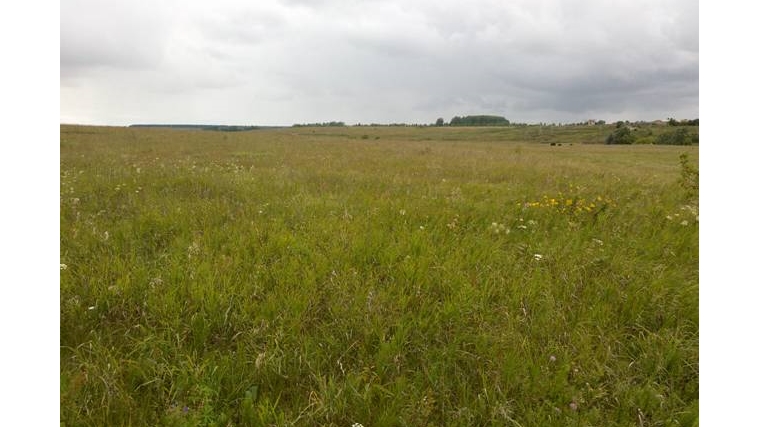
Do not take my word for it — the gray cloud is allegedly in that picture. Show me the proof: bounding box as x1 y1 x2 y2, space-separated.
61 0 698 125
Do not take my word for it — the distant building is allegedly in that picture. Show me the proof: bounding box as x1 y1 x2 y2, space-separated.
652 120 666 126
586 119 597 125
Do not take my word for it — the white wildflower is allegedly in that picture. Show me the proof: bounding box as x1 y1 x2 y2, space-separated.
490 222 507 234
399 209 406 216
419 225 425 230
188 241 201 258
680 205 698 216
592 238 604 246
680 220 689 226
60 263 68 271
533 254 543 261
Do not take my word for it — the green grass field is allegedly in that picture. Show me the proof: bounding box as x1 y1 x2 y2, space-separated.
60 124 698 426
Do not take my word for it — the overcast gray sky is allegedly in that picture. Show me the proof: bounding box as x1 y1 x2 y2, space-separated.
60 0 698 126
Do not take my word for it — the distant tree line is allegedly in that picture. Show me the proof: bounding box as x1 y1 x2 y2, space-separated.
669 118 699 126
448 115 510 126
606 124 698 145
656 128 698 145
293 121 346 127
130 124 259 132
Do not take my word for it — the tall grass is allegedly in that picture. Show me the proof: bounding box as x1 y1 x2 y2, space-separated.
61 125 698 426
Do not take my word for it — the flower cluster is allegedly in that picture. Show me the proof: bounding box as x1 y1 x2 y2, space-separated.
666 204 698 225
489 222 509 234
447 215 459 230
187 241 201 259
519 195 614 215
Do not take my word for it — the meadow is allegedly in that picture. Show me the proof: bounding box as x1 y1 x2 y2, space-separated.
60 124 698 426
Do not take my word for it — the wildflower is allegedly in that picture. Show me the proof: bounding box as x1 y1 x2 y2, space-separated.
549 355 557 363
102 231 109 241
255 352 266 369
490 222 507 234
188 241 201 258
399 209 406 216
87 306 96 311
352 423 365 427
533 254 543 261
665 215 673 221
419 225 425 230
680 220 689 226
517 225 527 229
569 402 578 411
60 263 68 270
681 204 698 216
447 216 459 230
592 238 604 246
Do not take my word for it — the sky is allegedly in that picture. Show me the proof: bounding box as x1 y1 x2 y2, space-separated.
60 0 698 126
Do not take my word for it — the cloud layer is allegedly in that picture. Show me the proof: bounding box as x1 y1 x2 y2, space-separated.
61 0 698 125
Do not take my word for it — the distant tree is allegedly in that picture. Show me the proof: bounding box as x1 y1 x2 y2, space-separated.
606 126 635 144
597 120 606 125
667 118 679 126
435 118 445 126
656 128 694 145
